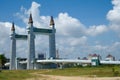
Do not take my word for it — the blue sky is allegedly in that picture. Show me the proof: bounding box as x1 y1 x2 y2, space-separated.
0 0 120 60
0 0 112 26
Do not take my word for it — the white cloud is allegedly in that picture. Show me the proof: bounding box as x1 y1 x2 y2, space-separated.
86 25 108 36
0 22 27 57
0 22 11 48
17 1 108 37
16 1 47 28
55 13 86 37
57 36 87 47
107 0 120 23
107 0 120 35
69 36 87 46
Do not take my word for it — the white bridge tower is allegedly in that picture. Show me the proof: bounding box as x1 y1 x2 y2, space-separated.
10 14 56 70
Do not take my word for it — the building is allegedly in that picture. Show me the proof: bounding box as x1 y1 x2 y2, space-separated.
87 54 101 66
38 53 45 60
105 54 115 61
88 53 101 60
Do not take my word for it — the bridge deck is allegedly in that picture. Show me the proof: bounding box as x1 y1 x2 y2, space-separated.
5 59 120 66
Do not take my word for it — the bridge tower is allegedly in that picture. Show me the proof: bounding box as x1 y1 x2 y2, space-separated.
49 16 56 59
27 14 35 69
10 14 56 70
10 22 16 70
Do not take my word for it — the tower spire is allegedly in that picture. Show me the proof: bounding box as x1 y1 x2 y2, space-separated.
11 22 15 31
50 16 54 26
28 13 33 24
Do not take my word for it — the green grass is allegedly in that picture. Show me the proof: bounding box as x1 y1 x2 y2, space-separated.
0 65 120 80
0 69 52 80
0 70 30 80
43 66 120 77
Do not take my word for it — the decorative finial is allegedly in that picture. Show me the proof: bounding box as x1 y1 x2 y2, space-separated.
50 16 54 26
28 13 33 24
11 22 15 31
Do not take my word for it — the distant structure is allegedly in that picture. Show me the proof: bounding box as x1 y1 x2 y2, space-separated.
87 54 101 66
38 53 45 60
10 14 56 70
105 54 115 61
88 54 101 60
56 49 59 59
82 57 88 60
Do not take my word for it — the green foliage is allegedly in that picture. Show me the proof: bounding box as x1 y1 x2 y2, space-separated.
112 67 120 77
0 54 7 69
0 54 7 65
113 71 119 76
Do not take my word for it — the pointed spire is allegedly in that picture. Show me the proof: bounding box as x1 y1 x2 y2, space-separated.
28 13 33 24
50 16 54 26
11 22 15 31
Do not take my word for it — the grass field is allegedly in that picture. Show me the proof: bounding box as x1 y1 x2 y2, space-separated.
44 65 120 77
0 65 120 80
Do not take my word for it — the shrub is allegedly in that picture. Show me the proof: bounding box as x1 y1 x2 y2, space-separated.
113 71 119 77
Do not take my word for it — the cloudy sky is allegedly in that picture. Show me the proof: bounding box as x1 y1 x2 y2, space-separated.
0 0 120 60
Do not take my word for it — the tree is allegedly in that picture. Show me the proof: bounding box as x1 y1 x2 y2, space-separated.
0 54 7 70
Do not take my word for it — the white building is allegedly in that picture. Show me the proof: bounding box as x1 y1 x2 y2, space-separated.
105 54 115 61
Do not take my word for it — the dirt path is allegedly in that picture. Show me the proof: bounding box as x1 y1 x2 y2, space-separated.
40 74 120 80
26 72 120 80
47 75 120 80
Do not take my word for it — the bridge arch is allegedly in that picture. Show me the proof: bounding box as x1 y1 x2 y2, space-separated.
10 14 56 70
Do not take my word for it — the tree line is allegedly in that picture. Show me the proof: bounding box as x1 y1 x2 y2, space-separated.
0 54 7 70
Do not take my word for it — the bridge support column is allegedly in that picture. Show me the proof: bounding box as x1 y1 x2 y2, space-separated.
27 14 35 69
10 23 16 70
49 16 56 59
